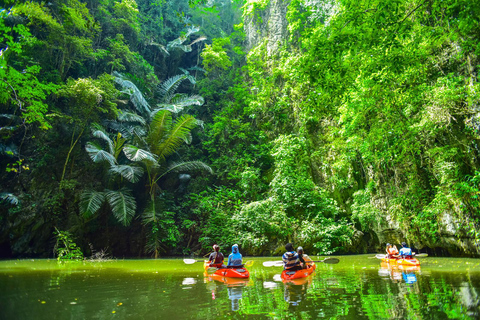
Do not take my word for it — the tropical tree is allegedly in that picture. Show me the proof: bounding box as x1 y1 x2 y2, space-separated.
82 72 212 256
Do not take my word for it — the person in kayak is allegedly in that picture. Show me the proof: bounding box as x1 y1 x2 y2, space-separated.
282 243 302 271
399 242 413 258
209 244 225 268
227 244 243 268
386 243 399 258
297 246 311 269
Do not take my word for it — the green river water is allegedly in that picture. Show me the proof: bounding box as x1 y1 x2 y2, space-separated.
0 255 479 319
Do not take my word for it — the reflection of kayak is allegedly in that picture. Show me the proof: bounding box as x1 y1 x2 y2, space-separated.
203 261 250 278
204 272 250 285
281 263 316 281
381 262 421 272
381 257 420 266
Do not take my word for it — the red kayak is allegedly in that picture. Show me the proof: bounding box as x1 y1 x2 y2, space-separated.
203 261 250 278
281 262 316 280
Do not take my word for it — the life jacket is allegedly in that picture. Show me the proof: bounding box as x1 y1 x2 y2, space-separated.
209 251 224 267
387 247 399 255
282 251 300 270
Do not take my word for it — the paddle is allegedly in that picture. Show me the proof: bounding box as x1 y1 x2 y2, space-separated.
206 260 254 274
375 253 428 259
263 257 340 267
183 259 206 264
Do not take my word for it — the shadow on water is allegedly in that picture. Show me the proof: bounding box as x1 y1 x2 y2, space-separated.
0 255 479 319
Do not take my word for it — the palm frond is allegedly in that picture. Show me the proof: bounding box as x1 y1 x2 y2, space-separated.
91 125 114 154
85 142 116 166
109 165 144 183
190 36 207 46
117 111 146 125
148 40 169 55
123 145 157 163
188 66 206 73
171 94 204 107
80 191 105 218
0 192 19 205
105 189 136 226
153 105 184 114
147 110 172 153
185 25 200 38
179 67 189 75
186 75 196 85
104 121 146 139
157 74 188 103
155 114 197 160
156 161 213 181
113 71 151 116
196 119 205 129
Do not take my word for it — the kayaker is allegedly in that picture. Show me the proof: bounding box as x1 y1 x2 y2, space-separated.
227 244 243 268
282 243 302 271
297 246 311 269
209 244 225 268
386 243 399 258
399 242 413 258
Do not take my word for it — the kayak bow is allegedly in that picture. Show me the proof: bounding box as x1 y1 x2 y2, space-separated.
281 262 316 281
203 261 250 278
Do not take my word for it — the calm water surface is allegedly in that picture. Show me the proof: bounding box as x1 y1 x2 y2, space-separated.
0 255 479 319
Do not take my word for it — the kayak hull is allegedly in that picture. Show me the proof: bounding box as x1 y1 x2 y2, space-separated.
281 263 316 281
381 257 420 266
204 261 250 278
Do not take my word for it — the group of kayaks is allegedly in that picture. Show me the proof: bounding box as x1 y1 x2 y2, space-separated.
201 259 320 282
190 253 425 281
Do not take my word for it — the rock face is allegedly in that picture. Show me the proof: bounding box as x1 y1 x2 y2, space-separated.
244 0 290 55
241 0 480 256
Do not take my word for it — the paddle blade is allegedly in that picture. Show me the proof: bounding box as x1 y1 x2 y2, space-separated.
183 259 197 264
415 253 428 257
206 267 218 274
263 261 284 267
244 260 254 267
322 258 340 264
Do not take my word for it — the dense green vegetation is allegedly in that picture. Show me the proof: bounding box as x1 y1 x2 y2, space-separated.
0 0 479 258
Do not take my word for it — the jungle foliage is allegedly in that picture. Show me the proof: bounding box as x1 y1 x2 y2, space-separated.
1 0 479 258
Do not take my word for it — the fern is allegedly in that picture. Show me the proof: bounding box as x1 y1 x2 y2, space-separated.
80 191 105 218
109 165 144 183
105 189 137 226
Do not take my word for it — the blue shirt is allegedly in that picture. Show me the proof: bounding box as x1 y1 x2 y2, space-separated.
282 251 299 270
399 247 412 256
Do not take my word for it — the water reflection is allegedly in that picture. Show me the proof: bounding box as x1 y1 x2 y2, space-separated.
283 276 313 306
379 262 420 284
203 272 249 311
1 257 480 319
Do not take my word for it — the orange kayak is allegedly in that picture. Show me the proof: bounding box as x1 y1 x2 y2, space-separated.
281 262 316 280
381 257 420 266
203 261 250 278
